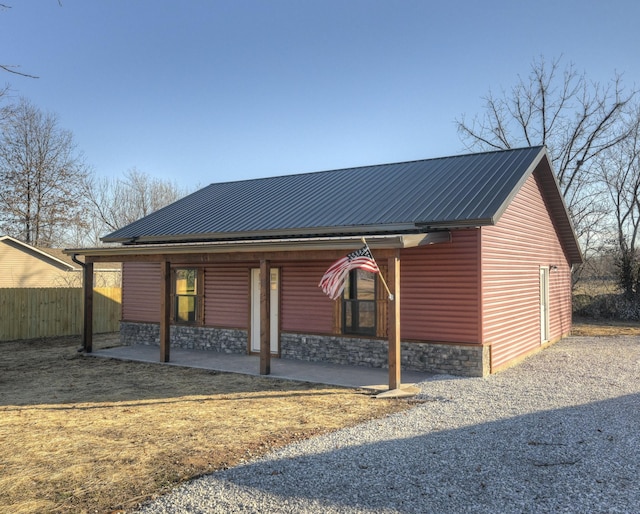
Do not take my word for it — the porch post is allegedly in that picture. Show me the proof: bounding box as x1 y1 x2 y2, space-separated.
388 250 401 390
260 259 271 375
160 260 171 362
82 261 94 353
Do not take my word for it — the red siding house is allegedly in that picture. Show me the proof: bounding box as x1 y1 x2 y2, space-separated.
68 147 581 379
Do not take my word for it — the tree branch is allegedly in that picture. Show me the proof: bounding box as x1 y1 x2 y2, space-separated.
0 64 38 79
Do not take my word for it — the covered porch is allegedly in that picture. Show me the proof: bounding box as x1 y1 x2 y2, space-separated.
68 233 450 395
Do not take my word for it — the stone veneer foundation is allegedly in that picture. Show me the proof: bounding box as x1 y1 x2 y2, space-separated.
120 322 489 377
280 333 488 377
120 322 247 354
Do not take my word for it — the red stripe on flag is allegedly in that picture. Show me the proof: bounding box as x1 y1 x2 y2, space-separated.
318 246 380 300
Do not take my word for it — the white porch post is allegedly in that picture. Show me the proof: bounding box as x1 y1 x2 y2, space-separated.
388 250 401 390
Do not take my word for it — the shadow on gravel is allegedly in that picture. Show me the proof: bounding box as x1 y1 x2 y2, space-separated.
169 392 640 513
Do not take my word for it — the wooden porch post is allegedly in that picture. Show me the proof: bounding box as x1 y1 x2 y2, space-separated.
388 250 401 390
160 260 171 362
82 261 94 353
260 259 271 375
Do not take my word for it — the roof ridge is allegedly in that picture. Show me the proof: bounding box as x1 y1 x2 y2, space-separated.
204 146 546 186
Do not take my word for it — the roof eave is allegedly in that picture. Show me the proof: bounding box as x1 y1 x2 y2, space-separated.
1 235 77 270
66 232 452 259
102 223 428 245
103 220 495 246
415 218 494 230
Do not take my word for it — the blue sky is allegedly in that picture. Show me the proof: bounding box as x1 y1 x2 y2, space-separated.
2 1 638 185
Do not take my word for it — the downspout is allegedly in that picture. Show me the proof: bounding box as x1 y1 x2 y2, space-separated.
71 253 88 353
71 253 84 269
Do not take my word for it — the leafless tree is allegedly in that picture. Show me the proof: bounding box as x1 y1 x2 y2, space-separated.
456 56 637 263
0 98 90 246
598 109 640 299
82 168 192 244
0 84 12 123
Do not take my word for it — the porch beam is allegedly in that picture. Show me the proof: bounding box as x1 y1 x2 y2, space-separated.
388 250 401 390
259 259 271 375
71 248 400 264
82 261 94 353
160 260 171 362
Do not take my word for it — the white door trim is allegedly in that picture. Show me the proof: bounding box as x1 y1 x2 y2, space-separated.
539 266 550 343
250 267 279 354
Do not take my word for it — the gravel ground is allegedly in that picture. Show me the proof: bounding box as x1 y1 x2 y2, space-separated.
136 336 640 513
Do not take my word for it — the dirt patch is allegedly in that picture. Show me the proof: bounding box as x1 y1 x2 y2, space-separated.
572 316 640 336
0 335 409 513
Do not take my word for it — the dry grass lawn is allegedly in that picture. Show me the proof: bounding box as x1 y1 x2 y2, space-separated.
572 316 640 336
0 336 410 513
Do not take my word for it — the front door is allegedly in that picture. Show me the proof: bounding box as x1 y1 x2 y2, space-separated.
539 266 550 343
250 267 279 354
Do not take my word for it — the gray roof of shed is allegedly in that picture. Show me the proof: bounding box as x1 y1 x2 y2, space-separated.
103 146 581 262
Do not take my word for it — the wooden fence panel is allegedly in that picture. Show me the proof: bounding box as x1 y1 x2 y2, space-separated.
94 287 122 334
0 287 121 341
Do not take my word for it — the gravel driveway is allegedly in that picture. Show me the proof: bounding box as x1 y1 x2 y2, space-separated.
136 336 640 513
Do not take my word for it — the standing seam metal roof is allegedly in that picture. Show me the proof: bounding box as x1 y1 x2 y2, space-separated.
103 146 577 261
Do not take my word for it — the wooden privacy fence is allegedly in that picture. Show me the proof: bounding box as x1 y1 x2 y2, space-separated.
0 287 121 341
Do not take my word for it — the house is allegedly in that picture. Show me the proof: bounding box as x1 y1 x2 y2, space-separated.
0 235 121 288
67 146 582 381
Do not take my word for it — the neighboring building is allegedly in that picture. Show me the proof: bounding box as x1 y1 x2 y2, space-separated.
0 235 121 287
69 146 582 377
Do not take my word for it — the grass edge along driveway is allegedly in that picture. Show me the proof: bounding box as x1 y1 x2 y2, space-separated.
0 335 410 513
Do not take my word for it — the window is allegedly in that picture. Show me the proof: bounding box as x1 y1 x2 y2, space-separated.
343 269 377 336
174 268 200 323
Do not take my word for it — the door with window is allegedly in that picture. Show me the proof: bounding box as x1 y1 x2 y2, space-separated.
540 266 550 343
250 268 279 354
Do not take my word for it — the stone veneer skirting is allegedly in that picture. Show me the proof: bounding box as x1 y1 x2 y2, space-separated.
280 333 489 377
120 322 489 377
120 322 247 354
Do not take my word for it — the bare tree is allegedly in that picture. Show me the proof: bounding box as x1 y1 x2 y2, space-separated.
83 168 192 244
0 84 12 123
456 56 637 261
0 98 90 246
598 110 640 299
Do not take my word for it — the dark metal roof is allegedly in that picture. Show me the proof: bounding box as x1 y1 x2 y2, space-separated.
102 146 580 263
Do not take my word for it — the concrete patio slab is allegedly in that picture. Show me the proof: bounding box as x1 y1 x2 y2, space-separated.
88 344 432 390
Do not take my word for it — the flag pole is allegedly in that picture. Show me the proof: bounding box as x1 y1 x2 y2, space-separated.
361 237 394 301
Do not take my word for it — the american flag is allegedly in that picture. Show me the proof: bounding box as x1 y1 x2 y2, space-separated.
318 245 380 300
